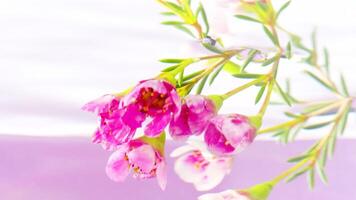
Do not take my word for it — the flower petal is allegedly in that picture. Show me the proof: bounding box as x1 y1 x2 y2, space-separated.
144 114 171 137
170 145 195 158
127 144 156 173
194 157 232 191
174 152 207 184
204 121 235 155
82 94 118 114
187 96 215 134
198 189 250 200
156 160 167 190
169 104 191 140
121 103 145 129
106 146 130 182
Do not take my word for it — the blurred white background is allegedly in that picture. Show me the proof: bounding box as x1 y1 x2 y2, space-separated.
0 0 355 138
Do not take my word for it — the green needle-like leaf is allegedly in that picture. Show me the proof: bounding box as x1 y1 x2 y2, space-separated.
165 2 185 16
234 15 262 24
233 73 263 79
161 64 180 72
316 161 328 184
161 21 184 25
286 167 309 183
303 121 332 130
284 112 300 118
209 65 224 85
202 42 222 53
255 85 266 104
320 145 328 167
307 169 315 189
182 70 204 82
339 105 351 135
288 154 310 163
159 58 184 63
262 56 276 66
170 24 195 38
275 81 292 106
305 71 335 92
276 1 291 20
196 75 209 94
197 3 209 34
241 49 258 71
286 42 292 59
272 130 286 137
160 11 175 16
327 128 338 157
340 74 350 97
178 69 184 86
302 102 332 114
323 47 330 74
263 26 278 46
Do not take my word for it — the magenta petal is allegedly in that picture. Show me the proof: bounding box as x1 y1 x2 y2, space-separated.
122 103 145 129
169 89 181 116
204 114 256 155
169 95 216 140
122 80 169 105
172 143 233 191
156 160 167 190
204 122 235 155
169 104 191 140
82 94 118 114
106 146 130 182
127 144 156 173
220 114 256 153
186 96 216 134
144 114 171 137
91 129 102 144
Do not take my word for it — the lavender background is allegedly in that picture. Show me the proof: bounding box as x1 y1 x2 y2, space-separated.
1 0 355 138
1 136 355 200
1 0 356 199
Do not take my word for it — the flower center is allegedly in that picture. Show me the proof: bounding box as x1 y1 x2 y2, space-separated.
188 151 209 171
137 87 169 115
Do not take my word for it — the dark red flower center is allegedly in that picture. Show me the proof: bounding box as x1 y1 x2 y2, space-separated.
137 87 169 115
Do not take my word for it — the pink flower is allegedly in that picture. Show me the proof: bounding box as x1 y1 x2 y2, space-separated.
204 114 256 155
82 94 135 150
120 80 181 137
171 141 233 191
198 189 251 200
199 182 273 200
169 95 216 140
106 139 167 190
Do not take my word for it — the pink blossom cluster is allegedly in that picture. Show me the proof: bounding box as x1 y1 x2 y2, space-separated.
83 79 257 190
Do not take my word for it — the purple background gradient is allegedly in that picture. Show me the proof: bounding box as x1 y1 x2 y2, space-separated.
0 136 355 200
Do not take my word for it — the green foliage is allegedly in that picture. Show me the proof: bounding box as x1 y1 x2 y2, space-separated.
255 85 266 104
305 71 336 92
222 61 242 75
275 81 292 106
262 25 278 46
234 14 262 24
196 74 209 94
156 1 353 193
276 1 291 20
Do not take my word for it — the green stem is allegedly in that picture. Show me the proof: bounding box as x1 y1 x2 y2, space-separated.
257 117 304 135
257 50 281 117
269 158 309 186
222 76 267 100
266 99 352 186
258 79 274 116
257 99 346 135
